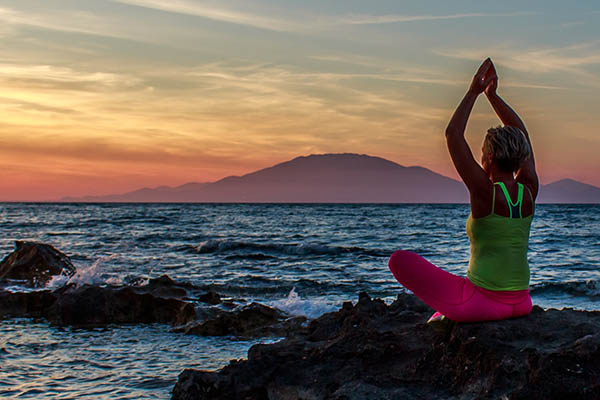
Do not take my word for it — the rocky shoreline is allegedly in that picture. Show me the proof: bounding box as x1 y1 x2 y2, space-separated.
0 242 303 335
2 242 599 399
172 292 600 400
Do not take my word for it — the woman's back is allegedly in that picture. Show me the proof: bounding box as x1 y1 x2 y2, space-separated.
471 180 535 219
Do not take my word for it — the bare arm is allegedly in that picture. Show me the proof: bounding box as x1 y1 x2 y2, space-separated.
484 67 539 199
445 58 494 193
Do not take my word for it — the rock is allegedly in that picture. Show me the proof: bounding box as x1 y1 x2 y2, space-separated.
45 284 196 326
137 274 189 299
0 274 198 327
0 243 301 333
0 241 76 286
172 293 600 400
180 302 306 338
199 291 221 305
0 289 57 319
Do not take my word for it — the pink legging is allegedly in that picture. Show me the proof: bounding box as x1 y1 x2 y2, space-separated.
388 250 532 322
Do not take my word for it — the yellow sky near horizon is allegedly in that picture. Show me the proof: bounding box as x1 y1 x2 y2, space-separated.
1 1 599 201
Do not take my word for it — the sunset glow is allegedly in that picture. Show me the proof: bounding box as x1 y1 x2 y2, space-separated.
1 1 599 201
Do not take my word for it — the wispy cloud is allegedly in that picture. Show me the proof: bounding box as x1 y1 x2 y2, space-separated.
112 0 302 32
307 54 563 90
560 21 585 28
333 11 536 25
0 58 453 182
434 42 600 88
0 63 142 88
501 82 565 90
0 7 126 39
0 96 79 115
110 2 536 32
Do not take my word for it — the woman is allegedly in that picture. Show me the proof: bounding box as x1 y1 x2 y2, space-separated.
388 58 538 323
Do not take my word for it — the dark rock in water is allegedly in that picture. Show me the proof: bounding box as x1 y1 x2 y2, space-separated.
0 274 197 327
137 274 189 299
172 293 600 400
198 291 221 305
0 289 57 319
45 284 196 326
0 241 76 286
179 302 306 338
1 243 298 331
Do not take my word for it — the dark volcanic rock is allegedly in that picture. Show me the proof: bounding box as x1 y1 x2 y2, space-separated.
45 284 196 326
0 289 57 319
0 243 303 334
198 291 222 305
0 274 198 327
0 241 76 286
172 293 600 400
179 302 306 338
137 274 189 299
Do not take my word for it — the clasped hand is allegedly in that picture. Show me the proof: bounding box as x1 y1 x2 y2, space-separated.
469 57 498 96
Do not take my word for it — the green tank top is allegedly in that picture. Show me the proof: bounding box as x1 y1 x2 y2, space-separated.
466 182 533 291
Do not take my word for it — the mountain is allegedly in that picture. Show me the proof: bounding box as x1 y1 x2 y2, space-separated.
62 153 468 203
61 154 600 203
61 183 209 202
537 179 600 204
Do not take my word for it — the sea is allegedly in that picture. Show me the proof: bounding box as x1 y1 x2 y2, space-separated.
0 203 598 399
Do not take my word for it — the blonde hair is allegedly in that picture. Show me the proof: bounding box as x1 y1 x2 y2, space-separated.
483 125 531 172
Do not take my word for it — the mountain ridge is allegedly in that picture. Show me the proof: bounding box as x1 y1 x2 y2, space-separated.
60 153 600 203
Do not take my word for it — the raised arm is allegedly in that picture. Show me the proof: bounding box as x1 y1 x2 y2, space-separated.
445 58 494 193
484 63 539 199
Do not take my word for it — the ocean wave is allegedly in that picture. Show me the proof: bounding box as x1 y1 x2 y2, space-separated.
268 287 338 319
195 275 355 298
224 254 278 261
179 239 390 257
46 255 123 289
530 280 600 299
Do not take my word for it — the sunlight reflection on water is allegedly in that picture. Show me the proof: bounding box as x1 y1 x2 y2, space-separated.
0 319 273 399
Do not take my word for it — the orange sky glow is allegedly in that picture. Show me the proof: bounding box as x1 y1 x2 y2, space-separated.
1 1 599 201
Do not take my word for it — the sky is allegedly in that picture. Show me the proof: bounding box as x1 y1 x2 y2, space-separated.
0 0 599 201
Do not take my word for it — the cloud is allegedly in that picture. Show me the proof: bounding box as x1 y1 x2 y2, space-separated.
0 63 142 88
0 59 454 187
307 54 564 90
435 42 600 75
0 96 79 115
111 0 302 32
0 128 235 166
181 62 452 120
189 65 462 88
501 82 565 90
560 21 585 28
332 11 536 25
110 2 537 33
0 63 146 118
0 7 127 39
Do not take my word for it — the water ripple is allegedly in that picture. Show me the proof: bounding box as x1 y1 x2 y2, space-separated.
0 203 598 398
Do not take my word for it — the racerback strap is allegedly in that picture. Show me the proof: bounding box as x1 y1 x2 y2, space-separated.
494 182 523 218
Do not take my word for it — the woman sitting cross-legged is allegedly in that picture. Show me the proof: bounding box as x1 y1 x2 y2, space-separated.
388 58 538 323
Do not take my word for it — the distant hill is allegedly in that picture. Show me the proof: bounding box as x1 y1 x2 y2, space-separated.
62 153 468 203
61 154 600 203
537 179 600 204
62 183 209 202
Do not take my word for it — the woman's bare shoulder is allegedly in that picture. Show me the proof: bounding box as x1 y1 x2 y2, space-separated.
469 180 495 218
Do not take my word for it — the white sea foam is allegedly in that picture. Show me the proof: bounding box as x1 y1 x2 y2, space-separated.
46 255 122 289
269 287 338 320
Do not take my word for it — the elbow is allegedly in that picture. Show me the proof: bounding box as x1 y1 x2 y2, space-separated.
445 126 457 139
